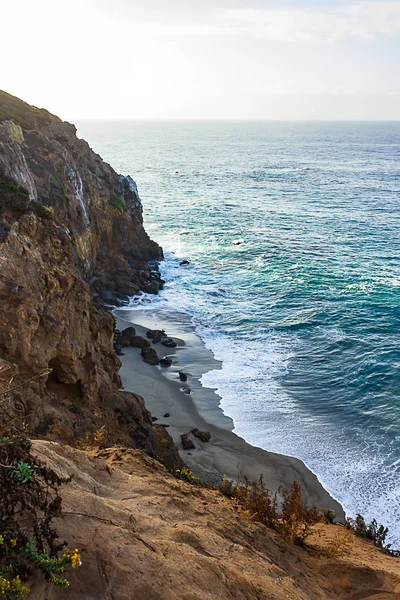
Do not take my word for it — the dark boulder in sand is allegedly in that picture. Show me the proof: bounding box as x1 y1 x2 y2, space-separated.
122 326 136 338
159 357 173 368
181 433 195 450
146 329 166 344
118 336 132 348
116 327 137 347
161 336 177 348
130 335 150 349
141 347 159 365
180 260 190 266
178 372 188 382
181 387 191 395
163 413 170 418
192 429 211 443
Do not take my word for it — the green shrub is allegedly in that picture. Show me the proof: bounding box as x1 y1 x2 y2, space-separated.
0 369 81 598
346 514 390 550
42 205 54 219
109 192 127 213
323 509 336 525
0 438 81 597
0 179 28 198
175 467 201 485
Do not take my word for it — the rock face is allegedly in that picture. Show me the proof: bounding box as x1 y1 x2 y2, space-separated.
0 90 181 469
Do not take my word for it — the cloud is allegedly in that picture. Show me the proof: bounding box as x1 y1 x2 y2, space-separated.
127 2 400 42
221 2 400 42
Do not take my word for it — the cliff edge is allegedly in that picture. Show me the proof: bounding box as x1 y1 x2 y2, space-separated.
0 90 180 470
29 441 400 600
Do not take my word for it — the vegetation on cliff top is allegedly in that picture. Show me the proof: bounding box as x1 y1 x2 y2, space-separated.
0 369 81 599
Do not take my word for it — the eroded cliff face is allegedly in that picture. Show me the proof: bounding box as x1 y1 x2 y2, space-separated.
0 90 180 470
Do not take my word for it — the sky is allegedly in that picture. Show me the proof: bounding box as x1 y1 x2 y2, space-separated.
2 0 400 120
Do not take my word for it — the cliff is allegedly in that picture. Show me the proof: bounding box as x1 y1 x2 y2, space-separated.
0 90 180 470
29 441 400 600
2 92 399 600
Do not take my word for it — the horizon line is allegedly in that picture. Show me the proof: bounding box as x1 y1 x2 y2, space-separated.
73 117 400 123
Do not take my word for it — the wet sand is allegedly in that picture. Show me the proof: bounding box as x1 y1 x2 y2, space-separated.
115 308 344 518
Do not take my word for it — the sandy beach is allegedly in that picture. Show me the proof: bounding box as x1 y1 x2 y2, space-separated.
114 307 344 518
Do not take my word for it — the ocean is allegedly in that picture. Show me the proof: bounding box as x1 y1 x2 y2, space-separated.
76 120 400 545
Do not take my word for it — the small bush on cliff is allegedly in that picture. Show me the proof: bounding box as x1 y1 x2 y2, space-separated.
175 467 201 485
221 475 321 545
109 192 127 213
0 179 29 198
346 514 393 551
42 205 55 219
0 369 81 598
0 437 81 598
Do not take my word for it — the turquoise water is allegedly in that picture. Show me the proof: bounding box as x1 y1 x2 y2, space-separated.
77 120 400 544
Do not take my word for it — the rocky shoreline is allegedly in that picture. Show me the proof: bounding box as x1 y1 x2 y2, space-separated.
114 308 345 517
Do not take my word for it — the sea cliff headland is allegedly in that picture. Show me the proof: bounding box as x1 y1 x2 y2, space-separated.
1 90 399 600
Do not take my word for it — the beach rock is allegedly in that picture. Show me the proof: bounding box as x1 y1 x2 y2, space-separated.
146 329 166 343
180 260 190 266
181 387 191 395
121 326 136 338
178 372 188 382
118 336 132 348
130 335 150 349
116 327 138 347
119 327 136 342
192 429 211 443
160 336 177 348
141 347 159 365
152 416 158 422
142 281 160 294
159 357 172 368
163 413 170 418
181 433 195 450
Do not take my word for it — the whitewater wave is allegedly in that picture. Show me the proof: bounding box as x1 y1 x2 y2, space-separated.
121 252 400 547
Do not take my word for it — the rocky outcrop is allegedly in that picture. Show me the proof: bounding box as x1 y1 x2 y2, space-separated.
0 90 180 470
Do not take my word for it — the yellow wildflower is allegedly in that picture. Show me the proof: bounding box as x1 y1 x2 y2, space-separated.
10 538 17 547
71 549 81 568
64 547 82 568
0 535 3 545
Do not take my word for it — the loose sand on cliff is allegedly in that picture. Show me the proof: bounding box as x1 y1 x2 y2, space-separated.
30 440 400 600
115 308 343 518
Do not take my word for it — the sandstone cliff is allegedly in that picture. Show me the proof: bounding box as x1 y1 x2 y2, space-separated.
0 90 180 470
